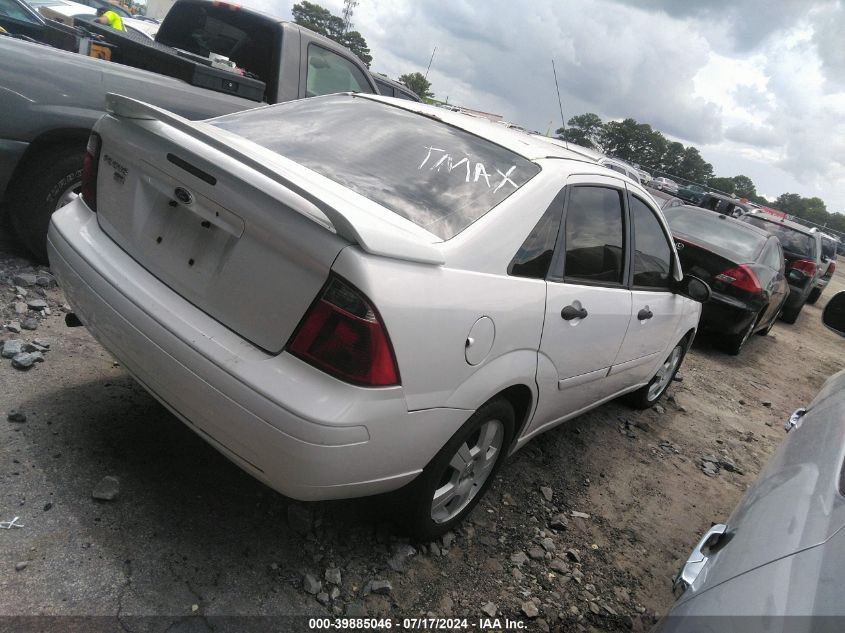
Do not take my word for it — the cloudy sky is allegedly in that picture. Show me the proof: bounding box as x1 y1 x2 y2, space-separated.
240 0 845 213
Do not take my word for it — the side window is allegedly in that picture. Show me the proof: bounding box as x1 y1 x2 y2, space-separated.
306 45 372 97
374 78 394 97
563 186 626 285
630 196 673 289
509 196 564 279
0 0 40 23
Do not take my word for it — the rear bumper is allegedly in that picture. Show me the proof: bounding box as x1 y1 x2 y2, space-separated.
47 199 470 501
699 291 757 335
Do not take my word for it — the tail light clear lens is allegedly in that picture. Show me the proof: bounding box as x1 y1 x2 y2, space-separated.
287 276 400 387
789 259 817 276
81 132 101 212
715 265 761 293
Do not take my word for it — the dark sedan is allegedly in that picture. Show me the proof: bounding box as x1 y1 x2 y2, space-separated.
664 206 789 354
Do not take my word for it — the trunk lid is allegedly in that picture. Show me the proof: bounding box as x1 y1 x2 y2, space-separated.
672 232 739 285
92 102 356 353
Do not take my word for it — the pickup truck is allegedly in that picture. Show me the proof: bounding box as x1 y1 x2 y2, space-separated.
0 0 379 260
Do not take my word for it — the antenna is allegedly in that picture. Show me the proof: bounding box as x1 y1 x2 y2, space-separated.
341 0 359 34
424 45 437 81
552 59 568 148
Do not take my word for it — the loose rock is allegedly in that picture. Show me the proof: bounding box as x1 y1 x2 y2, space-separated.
13 302 27 315
549 514 569 530
521 601 539 618
13 274 37 287
528 546 545 560
12 352 42 369
5 322 21 334
2 340 23 358
92 475 120 501
26 299 48 311
481 602 497 617
370 579 392 595
7 411 27 423
540 537 555 552
565 548 581 563
303 573 321 595
14 562 28 572
325 568 342 586
539 486 553 502
510 551 528 566
20 318 38 331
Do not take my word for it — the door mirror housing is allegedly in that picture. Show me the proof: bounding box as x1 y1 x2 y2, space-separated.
675 275 711 303
822 291 845 337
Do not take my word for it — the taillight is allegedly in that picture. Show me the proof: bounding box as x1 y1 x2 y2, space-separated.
715 265 761 293
829 261 836 276
81 132 101 212
789 259 817 276
288 276 400 387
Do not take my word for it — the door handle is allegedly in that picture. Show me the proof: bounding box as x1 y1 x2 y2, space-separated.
637 308 654 320
561 305 588 320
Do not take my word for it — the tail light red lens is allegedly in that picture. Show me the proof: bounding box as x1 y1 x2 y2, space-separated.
789 259 817 276
81 132 101 212
715 265 761 293
829 262 836 276
288 276 400 387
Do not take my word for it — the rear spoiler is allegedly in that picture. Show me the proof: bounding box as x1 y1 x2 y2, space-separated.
105 94 445 266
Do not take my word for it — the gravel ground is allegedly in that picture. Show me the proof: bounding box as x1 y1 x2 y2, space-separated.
1 206 843 632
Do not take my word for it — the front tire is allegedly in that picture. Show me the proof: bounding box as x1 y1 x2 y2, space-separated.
623 341 686 409
7 145 84 263
400 398 514 540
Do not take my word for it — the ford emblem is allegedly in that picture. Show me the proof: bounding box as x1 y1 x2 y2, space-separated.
174 187 193 205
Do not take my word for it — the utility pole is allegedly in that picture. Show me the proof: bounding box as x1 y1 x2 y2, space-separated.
341 0 358 34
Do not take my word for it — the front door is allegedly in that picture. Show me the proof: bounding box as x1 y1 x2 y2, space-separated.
530 178 633 435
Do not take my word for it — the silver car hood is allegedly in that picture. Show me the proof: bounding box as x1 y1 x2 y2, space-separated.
680 368 845 602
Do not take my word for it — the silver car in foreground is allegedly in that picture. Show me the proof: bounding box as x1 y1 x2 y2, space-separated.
663 291 845 629
48 93 706 537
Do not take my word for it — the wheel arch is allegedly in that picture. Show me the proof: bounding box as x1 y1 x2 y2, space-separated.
10 128 90 184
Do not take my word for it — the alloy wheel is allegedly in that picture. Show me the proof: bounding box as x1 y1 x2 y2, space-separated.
430 419 504 524
647 345 683 401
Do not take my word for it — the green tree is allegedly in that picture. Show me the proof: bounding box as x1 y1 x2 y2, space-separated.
659 141 685 175
292 1 372 66
676 146 713 183
707 176 736 195
600 118 666 169
339 30 372 67
731 175 756 199
398 72 433 100
556 113 604 150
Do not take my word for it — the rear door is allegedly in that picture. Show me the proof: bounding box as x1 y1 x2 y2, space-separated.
530 175 632 433
613 192 685 381
759 237 789 320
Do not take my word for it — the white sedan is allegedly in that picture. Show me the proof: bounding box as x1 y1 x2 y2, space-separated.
47 93 707 538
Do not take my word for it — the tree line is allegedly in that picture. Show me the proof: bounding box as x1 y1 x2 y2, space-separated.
557 113 845 235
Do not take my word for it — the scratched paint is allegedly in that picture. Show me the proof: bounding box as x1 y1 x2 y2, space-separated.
418 146 519 193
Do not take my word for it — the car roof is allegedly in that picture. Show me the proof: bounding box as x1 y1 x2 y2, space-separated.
354 95 604 163
744 212 818 236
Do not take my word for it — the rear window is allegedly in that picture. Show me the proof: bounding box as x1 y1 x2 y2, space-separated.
664 207 765 261
210 96 540 240
741 216 816 258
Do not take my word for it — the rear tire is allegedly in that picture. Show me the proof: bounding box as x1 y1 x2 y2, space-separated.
806 287 822 305
722 311 761 355
7 145 84 263
780 300 804 324
399 398 514 541
623 340 686 409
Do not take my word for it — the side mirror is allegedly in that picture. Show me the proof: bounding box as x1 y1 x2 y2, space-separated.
675 275 711 303
822 291 845 337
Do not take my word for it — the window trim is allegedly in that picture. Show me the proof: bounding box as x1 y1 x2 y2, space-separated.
627 192 676 292
507 187 567 279
549 183 631 289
